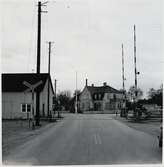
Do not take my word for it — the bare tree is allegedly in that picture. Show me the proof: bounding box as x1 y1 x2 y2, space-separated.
127 86 143 102
147 84 163 107
57 90 72 111
147 88 156 99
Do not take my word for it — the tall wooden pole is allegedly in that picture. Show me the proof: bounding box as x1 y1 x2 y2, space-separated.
36 1 47 125
54 79 59 117
75 71 77 113
36 1 42 126
122 44 125 93
134 25 138 100
48 42 52 74
32 89 35 129
37 1 41 74
133 24 140 118
121 44 127 117
47 42 52 117
55 79 57 98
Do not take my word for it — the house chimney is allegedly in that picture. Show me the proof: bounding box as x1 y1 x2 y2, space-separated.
86 79 88 86
91 84 94 87
103 82 107 86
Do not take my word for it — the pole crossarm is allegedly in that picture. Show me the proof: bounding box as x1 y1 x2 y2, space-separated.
41 1 48 6
41 1 48 12
41 11 48 13
36 1 48 6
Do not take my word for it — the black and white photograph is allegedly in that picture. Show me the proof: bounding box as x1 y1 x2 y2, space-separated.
1 0 163 166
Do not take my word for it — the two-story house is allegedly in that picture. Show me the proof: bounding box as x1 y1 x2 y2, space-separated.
79 80 123 113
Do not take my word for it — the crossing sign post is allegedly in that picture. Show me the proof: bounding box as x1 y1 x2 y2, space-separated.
23 80 43 130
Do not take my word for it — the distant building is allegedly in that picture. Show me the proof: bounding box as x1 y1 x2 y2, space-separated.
79 80 123 113
2 73 54 119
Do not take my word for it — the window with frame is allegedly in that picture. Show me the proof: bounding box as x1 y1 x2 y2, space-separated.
21 104 26 112
113 94 116 100
27 104 31 112
21 103 31 113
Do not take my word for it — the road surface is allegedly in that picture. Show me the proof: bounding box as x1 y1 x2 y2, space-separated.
3 114 162 165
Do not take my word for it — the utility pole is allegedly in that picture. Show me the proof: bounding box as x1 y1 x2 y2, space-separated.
54 79 60 118
54 79 58 117
75 71 78 114
47 41 53 118
55 79 57 99
133 25 140 117
36 1 41 74
122 44 125 93
121 44 126 117
36 1 48 126
134 25 137 99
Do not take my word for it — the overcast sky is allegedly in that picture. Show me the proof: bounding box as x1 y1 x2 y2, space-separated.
1 0 163 97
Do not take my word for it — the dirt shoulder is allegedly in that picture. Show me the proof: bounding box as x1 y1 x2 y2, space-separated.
2 119 58 157
113 115 162 137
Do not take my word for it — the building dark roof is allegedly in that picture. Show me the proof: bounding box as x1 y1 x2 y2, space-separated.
86 85 122 100
2 73 54 94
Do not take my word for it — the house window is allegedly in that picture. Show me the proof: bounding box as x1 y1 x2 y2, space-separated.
21 104 26 112
21 104 31 113
99 94 101 99
113 94 116 100
27 104 31 112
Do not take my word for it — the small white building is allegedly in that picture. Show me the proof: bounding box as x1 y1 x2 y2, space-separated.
2 73 54 119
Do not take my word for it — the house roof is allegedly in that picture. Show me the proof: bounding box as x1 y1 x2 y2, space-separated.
87 85 121 94
2 73 54 94
86 85 122 100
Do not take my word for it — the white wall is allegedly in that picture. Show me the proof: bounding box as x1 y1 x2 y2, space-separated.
40 79 54 117
2 92 36 119
2 79 54 119
79 87 93 111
